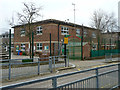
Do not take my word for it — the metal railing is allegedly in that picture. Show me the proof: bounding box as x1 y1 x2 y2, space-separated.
1 63 120 89
0 55 68 80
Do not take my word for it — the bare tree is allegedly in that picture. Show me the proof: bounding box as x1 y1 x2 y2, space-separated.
17 2 42 58
90 9 117 33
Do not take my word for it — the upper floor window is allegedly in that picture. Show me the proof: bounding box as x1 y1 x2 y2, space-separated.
11 34 14 38
76 29 80 36
36 43 42 51
84 30 87 37
2 35 5 38
92 32 96 38
21 28 25 36
36 26 42 35
21 44 25 51
61 26 69 35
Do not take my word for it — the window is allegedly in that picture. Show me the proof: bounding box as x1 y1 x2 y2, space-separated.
76 29 80 36
44 46 49 50
11 34 14 38
61 26 69 35
2 35 5 38
84 30 87 37
21 28 25 36
36 26 42 35
92 44 97 50
5 35 9 38
92 32 96 38
21 44 25 51
36 43 42 51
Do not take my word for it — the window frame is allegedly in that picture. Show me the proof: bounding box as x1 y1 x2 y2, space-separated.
92 32 96 38
21 43 25 51
36 43 42 51
61 26 69 35
20 28 25 36
76 29 80 36
36 26 42 35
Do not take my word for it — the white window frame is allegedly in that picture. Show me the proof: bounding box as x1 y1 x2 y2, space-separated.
92 44 97 50
21 44 25 51
61 26 69 35
84 30 87 37
36 26 42 35
36 43 42 51
21 29 25 36
76 29 80 36
92 32 96 38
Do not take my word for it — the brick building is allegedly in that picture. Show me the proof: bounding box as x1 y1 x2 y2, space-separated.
13 19 101 59
0 32 14 52
101 32 119 50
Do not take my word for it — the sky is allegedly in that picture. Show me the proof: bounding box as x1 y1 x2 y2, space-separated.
0 0 119 34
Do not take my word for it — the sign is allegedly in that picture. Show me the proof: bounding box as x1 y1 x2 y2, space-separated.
64 37 68 44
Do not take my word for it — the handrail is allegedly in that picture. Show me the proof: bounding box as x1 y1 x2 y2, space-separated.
1 63 119 89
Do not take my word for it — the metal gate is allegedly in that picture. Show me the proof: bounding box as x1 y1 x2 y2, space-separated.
67 36 81 59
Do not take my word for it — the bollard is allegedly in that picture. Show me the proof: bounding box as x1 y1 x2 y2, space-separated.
52 77 57 88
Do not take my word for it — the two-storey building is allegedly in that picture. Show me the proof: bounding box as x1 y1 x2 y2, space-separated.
13 19 101 59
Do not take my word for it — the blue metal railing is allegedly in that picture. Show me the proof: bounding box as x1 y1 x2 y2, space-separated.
1 63 120 89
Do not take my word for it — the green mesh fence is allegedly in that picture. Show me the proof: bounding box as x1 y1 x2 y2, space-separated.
91 49 120 57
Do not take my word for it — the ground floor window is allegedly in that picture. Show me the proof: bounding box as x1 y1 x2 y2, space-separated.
21 44 25 51
36 43 42 51
44 46 49 50
16 45 19 51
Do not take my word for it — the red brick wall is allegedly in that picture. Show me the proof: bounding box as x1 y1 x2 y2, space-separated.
13 22 100 58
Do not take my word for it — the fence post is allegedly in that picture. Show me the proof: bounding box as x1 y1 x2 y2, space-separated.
49 56 52 73
8 60 11 80
96 68 99 88
52 77 57 88
53 56 55 70
38 58 40 75
118 63 120 87
68 55 69 67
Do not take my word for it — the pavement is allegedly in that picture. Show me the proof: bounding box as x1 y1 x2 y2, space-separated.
1 54 120 87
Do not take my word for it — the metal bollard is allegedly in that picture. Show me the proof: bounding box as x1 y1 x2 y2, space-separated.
52 77 57 88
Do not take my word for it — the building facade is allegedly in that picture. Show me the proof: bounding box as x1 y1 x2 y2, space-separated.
13 19 101 59
0 32 14 53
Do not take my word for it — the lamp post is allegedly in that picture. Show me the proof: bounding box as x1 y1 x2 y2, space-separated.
72 3 75 24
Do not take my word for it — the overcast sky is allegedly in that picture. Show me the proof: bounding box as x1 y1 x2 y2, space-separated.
0 0 119 34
